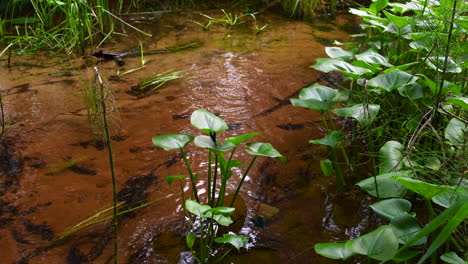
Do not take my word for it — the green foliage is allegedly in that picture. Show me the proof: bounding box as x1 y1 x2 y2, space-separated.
152 109 284 263
291 0 468 262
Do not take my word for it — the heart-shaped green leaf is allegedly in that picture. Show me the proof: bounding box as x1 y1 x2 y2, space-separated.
446 96 468 110
225 132 261 146
185 199 211 218
312 58 372 79
309 130 344 147
445 118 467 146
379 140 404 173
440 252 466 264
397 82 424 99
355 49 393 67
332 104 380 126
246 142 286 162
346 225 399 261
166 175 185 185
290 84 348 112
392 178 453 200
432 190 468 208
370 198 412 220
325 47 354 60
390 214 427 245
194 135 235 152
186 233 196 249
368 70 417 92
214 234 248 250
314 242 355 259
426 56 462 73
320 159 333 177
152 133 194 151
357 171 412 198
191 109 228 133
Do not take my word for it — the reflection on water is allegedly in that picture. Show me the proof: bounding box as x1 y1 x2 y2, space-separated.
0 10 366 264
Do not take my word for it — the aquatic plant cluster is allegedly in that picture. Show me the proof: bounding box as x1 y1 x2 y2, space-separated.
291 0 467 262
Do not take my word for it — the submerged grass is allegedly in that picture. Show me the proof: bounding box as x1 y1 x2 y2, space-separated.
132 69 185 97
46 156 89 175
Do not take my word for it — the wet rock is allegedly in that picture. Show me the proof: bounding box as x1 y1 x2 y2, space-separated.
255 203 279 220
276 123 304 131
23 219 54 241
69 165 97 175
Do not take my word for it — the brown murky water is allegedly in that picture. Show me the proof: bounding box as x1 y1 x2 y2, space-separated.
0 11 374 264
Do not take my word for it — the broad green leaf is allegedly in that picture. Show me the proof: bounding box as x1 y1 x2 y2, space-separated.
152 133 194 151
320 159 333 177
368 70 417 92
246 142 286 162
298 84 348 101
225 132 261 146
309 131 344 148
384 10 411 28
332 104 380 126
392 249 420 262
370 198 412 220
191 109 228 133
424 157 441 171
357 171 412 198
441 252 466 264
352 60 381 74
185 199 211 218
211 214 233 226
397 82 424 99
346 225 399 261
205 207 235 216
432 190 468 208
446 96 468 110
314 242 355 259
214 234 248 250
417 202 468 264
369 0 389 14
379 141 404 173
290 84 348 112
194 135 235 152
426 56 462 73
393 178 452 199
355 49 393 67
390 214 427 245
325 47 354 59
394 201 465 258
166 175 185 185
311 58 372 79
445 118 467 146
186 233 196 249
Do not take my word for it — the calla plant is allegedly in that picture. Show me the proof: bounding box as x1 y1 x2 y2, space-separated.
152 109 285 263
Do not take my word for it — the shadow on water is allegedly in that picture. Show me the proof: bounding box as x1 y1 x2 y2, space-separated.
0 10 376 264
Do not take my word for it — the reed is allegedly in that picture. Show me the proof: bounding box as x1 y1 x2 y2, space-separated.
93 66 119 264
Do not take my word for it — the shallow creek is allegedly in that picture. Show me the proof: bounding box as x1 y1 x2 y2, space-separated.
0 10 376 263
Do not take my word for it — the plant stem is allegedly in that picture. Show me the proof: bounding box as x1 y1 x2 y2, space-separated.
207 150 212 206
230 156 257 207
217 147 237 207
0 91 5 136
180 148 199 202
211 154 219 206
94 67 118 264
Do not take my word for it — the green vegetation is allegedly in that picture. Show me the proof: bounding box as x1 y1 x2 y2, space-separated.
132 69 185 97
152 109 286 263
291 0 467 262
0 0 340 54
